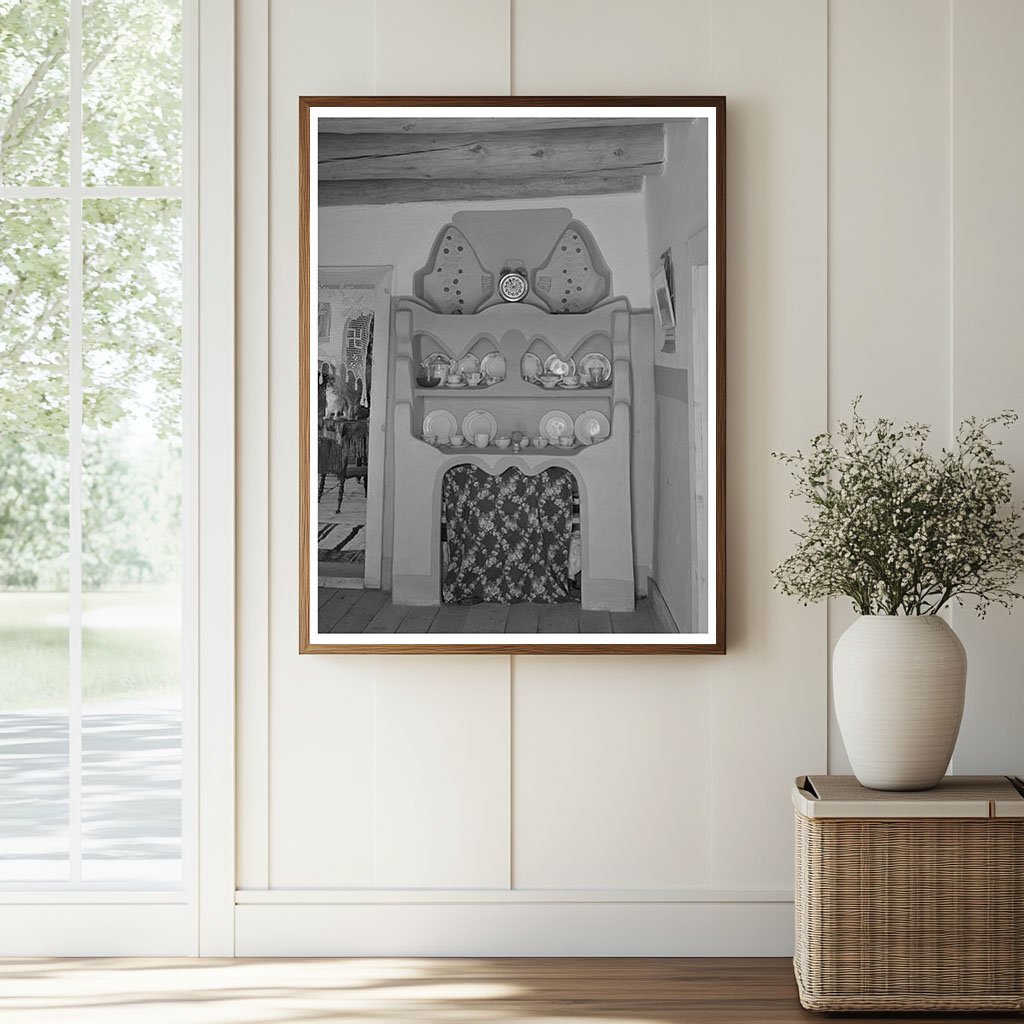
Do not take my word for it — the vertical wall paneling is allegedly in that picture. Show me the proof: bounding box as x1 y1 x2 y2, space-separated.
513 657 713 889
374 0 511 95
949 0 1024 777
374 659 512 888
236 0 270 892
826 0 952 773
509 0 720 905
707 0 829 889
371 0 514 892
511 0 712 95
270 673 378 887
266 0 516 892
266 0 377 888
232 0 1024 954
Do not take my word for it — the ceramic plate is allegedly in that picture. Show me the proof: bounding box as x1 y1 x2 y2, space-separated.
540 410 574 441
457 353 480 375
422 409 458 439
461 409 498 444
521 352 543 380
574 410 610 445
544 354 576 377
578 351 612 384
480 352 507 381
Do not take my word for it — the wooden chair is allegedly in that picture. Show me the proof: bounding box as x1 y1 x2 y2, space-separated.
318 418 369 512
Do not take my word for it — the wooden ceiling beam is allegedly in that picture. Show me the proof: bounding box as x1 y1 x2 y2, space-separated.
318 173 645 207
320 117 669 135
317 124 664 182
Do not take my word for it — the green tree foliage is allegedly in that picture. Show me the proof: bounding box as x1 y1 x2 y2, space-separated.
0 0 182 590
82 0 181 185
0 0 69 186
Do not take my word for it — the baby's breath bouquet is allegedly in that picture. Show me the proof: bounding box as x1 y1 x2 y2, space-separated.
772 401 1024 617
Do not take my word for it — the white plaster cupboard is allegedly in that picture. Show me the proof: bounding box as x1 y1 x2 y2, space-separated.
233 0 1024 956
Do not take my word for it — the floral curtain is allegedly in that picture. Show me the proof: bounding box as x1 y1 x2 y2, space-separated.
442 465 575 604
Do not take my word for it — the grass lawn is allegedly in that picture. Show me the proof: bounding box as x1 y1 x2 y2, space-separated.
0 589 181 710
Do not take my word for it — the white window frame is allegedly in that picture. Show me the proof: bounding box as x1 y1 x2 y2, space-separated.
0 0 235 956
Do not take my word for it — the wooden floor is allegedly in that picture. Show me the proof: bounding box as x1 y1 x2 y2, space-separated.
318 588 660 634
1 957 1016 1023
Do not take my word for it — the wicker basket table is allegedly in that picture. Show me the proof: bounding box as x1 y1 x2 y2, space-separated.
793 774 1024 1012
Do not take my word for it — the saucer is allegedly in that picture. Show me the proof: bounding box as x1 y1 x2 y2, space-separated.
558 382 582 390
445 381 468 388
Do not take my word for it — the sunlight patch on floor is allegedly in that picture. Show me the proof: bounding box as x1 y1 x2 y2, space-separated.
0 957 681 1024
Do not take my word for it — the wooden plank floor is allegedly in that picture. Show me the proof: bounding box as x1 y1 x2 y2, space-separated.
1 957 1016 1022
319 591 659 634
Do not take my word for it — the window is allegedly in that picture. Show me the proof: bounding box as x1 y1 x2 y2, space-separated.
0 0 192 889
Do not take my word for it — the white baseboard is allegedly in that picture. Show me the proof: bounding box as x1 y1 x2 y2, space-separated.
235 898 794 957
0 904 195 956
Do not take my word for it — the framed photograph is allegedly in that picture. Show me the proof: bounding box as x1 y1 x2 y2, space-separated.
299 96 725 654
652 266 676 331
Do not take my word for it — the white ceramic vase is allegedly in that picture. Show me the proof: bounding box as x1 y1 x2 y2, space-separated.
833 615 967 791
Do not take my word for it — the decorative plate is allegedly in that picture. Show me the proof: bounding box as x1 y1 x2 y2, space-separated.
461 409 498 444
521 352 543 380
540 410 574 441
498 271 529 302
480 352 507 381
457 353 480 375
578 351 612 384
574 410 610 445
543 354 576 377
422 409 459 439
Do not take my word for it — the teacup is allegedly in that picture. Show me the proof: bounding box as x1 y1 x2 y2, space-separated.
474 432 490 448
494 436 511 449
558 436 573 447
422 434 437 445
519 437 530 449
436 435 450 446
446 373 463 385
450 433 465 446
563 374 580 387
466 371 482 386
532 436 548 448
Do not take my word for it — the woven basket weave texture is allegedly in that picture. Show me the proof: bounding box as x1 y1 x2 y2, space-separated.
794 775 1024 1012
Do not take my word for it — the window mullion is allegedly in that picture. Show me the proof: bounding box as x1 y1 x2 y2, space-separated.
68 0 84 885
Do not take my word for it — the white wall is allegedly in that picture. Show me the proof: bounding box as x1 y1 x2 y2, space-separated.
235 0 1024 956
319 193 652 305
643 120 710 630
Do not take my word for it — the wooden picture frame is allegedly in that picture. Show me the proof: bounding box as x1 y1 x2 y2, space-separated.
300 96 726 654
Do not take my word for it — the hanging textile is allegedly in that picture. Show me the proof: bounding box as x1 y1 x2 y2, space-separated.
441 466 575 605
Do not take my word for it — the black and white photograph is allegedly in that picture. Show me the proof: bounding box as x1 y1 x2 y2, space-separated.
301 99 725 652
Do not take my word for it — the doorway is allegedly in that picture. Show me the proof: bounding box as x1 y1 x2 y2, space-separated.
316 267 391 589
